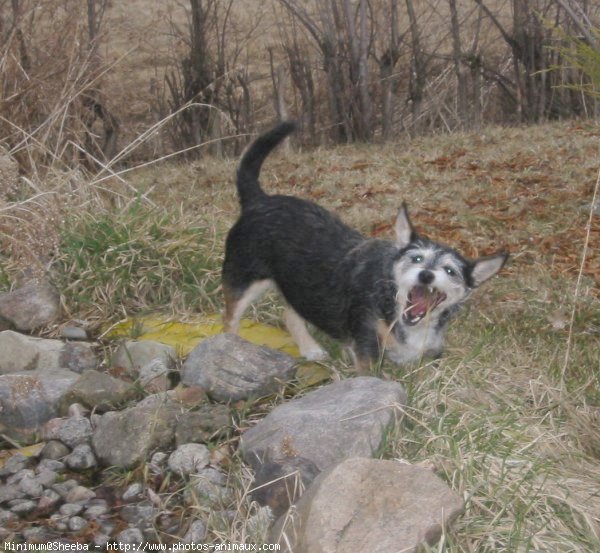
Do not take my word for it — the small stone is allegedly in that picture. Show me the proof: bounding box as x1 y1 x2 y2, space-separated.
0 509 17 525
40 441 71 460
65 444 97 471
37 488 62 513
60 503 84 517
0 484 25 504
180 519 207 543
49 513 68 531
6 468 34 485
84 501 109 519
122 483 144 502
0 453 28 477
251 456 320 517
23 526 56 542
112 340 176 372
34 468 58 488
19 475 44 497
139 358 171 392
120 502 156 526
168 443 210 476
38 459 65 473
61 326 88 341
68 515 88 532
65 485 95 503
116 527 144 545
9 499 37 515
175 403 231 445
51 479 78 499
59 369 136 413
42 415 93 448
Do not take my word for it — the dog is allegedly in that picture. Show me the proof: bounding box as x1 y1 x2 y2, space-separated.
222 121 507 372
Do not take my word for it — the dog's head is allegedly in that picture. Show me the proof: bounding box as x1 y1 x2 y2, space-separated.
392 203 507 328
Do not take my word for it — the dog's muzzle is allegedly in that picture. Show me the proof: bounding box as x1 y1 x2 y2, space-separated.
403 284 447 325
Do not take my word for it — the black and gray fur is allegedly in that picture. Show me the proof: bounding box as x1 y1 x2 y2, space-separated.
222 122 507 371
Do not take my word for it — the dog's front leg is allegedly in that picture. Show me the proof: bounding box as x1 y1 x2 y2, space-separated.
351 329 380 375
283 305 328 361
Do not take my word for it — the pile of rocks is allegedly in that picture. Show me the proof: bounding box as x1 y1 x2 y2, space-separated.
0 280 464 552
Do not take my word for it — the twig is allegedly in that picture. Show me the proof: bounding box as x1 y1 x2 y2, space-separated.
561 165 600 384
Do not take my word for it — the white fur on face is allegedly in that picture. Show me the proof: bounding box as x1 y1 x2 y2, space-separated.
393 246 470 322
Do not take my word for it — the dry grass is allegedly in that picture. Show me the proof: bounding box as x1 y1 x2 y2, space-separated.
1 120 599 549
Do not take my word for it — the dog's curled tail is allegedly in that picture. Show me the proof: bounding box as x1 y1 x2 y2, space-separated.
236 120 297 209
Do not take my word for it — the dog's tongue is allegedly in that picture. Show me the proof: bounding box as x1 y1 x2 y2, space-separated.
408 286 431 317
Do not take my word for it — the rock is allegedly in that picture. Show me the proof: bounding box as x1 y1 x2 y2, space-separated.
6 468 33 485
116 527 144 545
271 458 464 553
139 358 171 392
59 503 84 517
68 516 88 531
120 502 156 527
37 489 62 513
61 326 88 341
0 331 97 374
51 479 79 500
168 443 210 476
40 440 71 460
9 499 37 516
92 401 179 468
83 499 109 520
240 377 407 471
38 459 66 473
0 484 25 504
33 468 58 487
175 403 231 445
42 415 92 448
122 483 144 502
19 474 45 497
0 453 29 477
59 370 136 413
0 369 80 442
0 279 60 331
65 444 97 471
65 485 95 504
181 333 297 402
112 340 176 372
251 456 320 517
180 519 207 543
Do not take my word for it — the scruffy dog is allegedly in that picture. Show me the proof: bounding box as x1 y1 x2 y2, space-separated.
222 122 507 372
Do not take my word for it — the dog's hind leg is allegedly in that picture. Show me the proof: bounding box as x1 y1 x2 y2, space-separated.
283 305 328 361
223 279 274 333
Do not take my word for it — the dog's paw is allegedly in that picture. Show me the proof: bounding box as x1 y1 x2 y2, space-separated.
301 346 328 362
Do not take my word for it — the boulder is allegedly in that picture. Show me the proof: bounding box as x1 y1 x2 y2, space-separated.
271 457 464 553
240 377 407 471
0 279 60 331
0 369 80 442
181 333 297 402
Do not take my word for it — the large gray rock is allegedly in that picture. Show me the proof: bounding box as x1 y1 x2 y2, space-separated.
0 369 80 442
58 369 136 413
0 331 98 374
0 279 60 331
91 400 179 468
240 377 407 471
271 458 464 553
181 333 297 402
112 340 176 372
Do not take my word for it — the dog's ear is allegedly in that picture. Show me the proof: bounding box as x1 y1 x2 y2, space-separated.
395 203 414 247
471 252 508 287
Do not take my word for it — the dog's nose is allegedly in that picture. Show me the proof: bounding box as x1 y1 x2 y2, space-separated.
418 270 435 285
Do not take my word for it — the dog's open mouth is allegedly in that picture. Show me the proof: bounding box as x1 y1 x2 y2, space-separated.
402 285 447 325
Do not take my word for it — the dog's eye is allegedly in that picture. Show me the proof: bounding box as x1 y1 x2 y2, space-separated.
411 255 423 263
444 266 456 276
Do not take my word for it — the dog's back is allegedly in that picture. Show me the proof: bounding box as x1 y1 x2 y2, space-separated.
224 122 364 338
